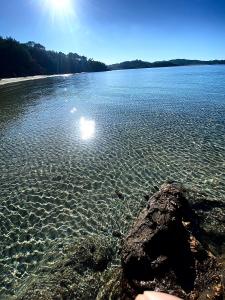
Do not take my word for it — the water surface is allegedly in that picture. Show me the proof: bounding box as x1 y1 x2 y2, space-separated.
0 66 225 296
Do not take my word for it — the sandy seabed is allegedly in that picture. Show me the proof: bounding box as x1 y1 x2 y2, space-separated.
0 74 73 86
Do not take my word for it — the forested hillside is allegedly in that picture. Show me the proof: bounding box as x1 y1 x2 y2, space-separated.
0 37 108 78
109 58 225 70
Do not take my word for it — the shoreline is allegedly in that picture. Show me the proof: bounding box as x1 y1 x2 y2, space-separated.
0 73 73 86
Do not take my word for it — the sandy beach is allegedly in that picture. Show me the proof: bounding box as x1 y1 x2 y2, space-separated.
0 74 73 86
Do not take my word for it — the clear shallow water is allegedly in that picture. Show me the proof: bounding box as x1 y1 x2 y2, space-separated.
0 66 225 296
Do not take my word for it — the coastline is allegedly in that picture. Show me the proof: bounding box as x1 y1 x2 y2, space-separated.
0 73 73 86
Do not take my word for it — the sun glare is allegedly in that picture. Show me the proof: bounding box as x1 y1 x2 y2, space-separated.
48 0 71 12
79 117 95 140
41 0 75 20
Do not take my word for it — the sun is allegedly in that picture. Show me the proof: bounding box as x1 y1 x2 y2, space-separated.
41 0 75 19
47 0 72 12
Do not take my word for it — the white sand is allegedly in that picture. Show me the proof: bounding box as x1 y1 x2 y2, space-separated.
0 74 73 86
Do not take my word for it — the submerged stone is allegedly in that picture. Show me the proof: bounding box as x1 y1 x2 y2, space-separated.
15 235 113 300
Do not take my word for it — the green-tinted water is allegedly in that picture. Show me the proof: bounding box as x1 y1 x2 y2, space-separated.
0 66 225 296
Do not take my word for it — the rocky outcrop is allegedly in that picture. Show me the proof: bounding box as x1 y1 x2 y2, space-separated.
121 183 224 299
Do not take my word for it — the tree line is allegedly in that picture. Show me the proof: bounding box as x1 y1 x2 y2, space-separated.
0 37 108 78
109 58 225 70
1 36 224 78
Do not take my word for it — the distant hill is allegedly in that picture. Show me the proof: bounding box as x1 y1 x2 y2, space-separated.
0 37 108 78
1 37 225 79
109 59 225 70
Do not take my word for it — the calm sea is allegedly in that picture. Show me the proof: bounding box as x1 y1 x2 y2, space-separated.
0 65 225 295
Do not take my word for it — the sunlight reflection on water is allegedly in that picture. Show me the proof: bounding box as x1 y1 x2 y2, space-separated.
0 66 225 297
70 107 77 113
79 117 95 140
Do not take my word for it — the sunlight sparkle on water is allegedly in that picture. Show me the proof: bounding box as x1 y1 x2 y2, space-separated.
79 117 95 140
70 107 77 113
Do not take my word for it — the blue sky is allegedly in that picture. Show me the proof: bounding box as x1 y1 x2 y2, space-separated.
0 0 225 64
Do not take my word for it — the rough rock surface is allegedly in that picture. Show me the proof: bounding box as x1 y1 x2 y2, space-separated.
121 183 224 299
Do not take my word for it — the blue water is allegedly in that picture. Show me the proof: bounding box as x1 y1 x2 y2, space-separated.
0 65 225 296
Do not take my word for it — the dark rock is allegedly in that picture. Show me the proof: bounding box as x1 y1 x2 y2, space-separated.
112 230 123 238
144 194 149 201
115 190 124 200
121 183 224 299
187 192 225 255
191 198 225 212
52 175 62 181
